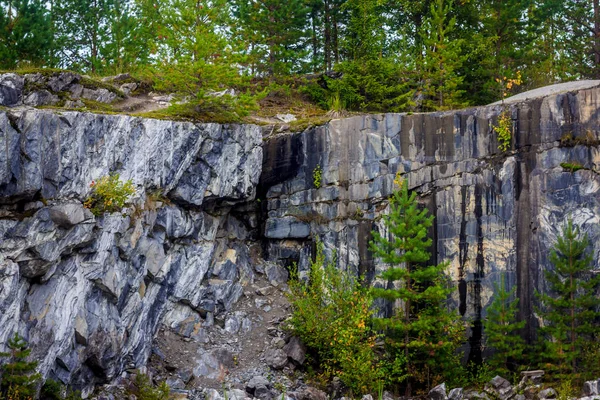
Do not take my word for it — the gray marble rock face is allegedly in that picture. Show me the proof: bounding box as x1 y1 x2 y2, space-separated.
0 109 262 393
1 82 600 393
260 86 600 358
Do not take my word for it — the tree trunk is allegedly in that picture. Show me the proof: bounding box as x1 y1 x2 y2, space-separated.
324 0 331 71
311 10 318 72
594 0 600 75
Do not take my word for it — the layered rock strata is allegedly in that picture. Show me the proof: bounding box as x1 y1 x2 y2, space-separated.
1 81 600 392
0 109 262 393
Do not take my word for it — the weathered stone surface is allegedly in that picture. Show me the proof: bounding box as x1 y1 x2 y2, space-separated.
283 336 306 365
538 388 557 399
81 88 118 103
264 348 288 370
23 90 59 106
449 388 464 400
260 84 600 362
584 380 600 396
429 383 447 400
0 73 24 106
2 81 600 396
0 109 262 393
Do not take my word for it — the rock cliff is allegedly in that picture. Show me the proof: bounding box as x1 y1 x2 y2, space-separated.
260 84 600 361
1 80 600 392
0 108 262 393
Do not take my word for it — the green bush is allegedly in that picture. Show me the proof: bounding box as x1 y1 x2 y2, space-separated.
128 374 169 400
494 111 512 152
287 240 382 395
312 165 323 189
329 59 415 112
40 379 81 400
0 333 41 400
84 174 136 216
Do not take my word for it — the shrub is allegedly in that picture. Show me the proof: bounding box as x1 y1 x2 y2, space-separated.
287 240 382 395
0 333 42 400
494 110 512 152
128 374 169 400
84 174 136 216
312 165 323 189
40 379 81 400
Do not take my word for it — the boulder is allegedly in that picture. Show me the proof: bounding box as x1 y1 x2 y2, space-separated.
264 262 289 286
429 383 447 400
47 72 80 92
486 376 514 400
23 90 59 106
449 388 464 400
296 386 328 400
264 348 288 370
583 380 600 397
283 336 306 365
0 73 24 106
537 388 557 400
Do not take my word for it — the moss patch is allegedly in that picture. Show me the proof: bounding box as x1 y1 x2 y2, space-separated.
560 162 586 172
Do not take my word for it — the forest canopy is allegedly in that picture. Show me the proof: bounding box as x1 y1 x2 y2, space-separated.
1 0 600 112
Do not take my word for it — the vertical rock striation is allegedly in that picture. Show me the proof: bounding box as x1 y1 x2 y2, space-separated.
260 85 600 358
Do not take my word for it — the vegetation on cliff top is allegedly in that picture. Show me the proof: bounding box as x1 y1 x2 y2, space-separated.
1 0 600 122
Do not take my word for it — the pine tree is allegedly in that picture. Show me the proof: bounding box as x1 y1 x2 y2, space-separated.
0 333 41 400
537 220 600 381
419 0 467 111
370 176 464 395
0 0 53 69
483 274 526 378
231 0 310 76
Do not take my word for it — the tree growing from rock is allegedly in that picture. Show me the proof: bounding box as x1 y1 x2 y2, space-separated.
370 175 464 395
483 274 526 378
537 220 600 381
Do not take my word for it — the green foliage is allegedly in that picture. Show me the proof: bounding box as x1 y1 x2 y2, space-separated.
494 111 513 152
287 240 383 395
312 165 323 189
536 220 600 381
326 92 345 115
232 0 310 75
128 374 169 400
556 379 577 400
0 0 53 69
370 176 464 394
560 163 585 173
483 275 526 378
0 333 41 400
330 59 415 112
40 379 81 400
419 0 468 111
84 174 135 216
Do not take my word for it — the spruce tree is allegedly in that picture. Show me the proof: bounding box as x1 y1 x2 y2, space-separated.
370 176 463 395
537 220 600 381
0 333 41 400
231 0 310 76
419 0 467 111
0 0 53 69
483 274 526 377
